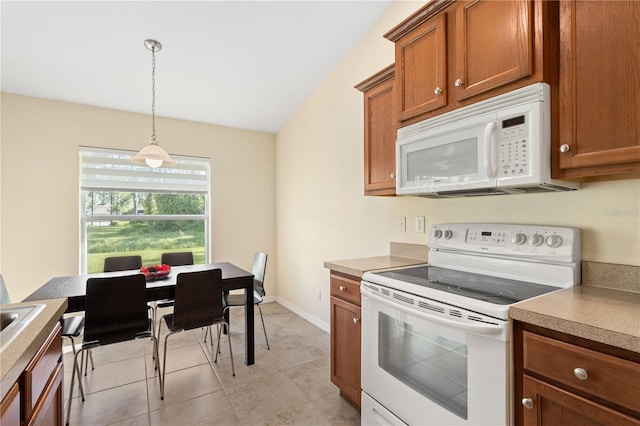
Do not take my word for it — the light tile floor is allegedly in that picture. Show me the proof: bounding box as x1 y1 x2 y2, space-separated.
63 302 360 426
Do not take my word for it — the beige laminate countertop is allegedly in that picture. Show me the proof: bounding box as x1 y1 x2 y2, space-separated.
0 298 67 400
324 255 427 278
510 286 640 353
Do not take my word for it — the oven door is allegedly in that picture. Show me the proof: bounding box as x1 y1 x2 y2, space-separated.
361 284 510 426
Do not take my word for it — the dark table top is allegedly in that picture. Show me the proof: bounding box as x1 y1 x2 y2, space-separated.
23 262 254 313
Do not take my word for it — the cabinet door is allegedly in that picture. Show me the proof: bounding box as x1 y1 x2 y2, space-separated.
28 363 63 426
455 0 533 101
395 12 447 121
558 1 640 177
364 73 396 195
330 296 361 408
522 375 640 426
0 382 20 426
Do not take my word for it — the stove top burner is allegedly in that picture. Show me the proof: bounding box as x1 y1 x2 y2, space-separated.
373 265 559 305
446 284 514 300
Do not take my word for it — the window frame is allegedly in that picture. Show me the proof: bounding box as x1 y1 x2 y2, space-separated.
79 146 211 274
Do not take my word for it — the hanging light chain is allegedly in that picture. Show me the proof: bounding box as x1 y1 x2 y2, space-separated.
150 44 157 142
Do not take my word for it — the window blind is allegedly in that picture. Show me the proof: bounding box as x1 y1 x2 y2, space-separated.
80 146 209 194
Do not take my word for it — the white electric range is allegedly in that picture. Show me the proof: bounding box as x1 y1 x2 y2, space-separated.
360 223 581 426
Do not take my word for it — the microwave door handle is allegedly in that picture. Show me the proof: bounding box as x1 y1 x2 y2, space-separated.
363 291 504 336
483 122 497 178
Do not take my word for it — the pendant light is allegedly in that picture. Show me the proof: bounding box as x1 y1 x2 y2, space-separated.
131 39 175 168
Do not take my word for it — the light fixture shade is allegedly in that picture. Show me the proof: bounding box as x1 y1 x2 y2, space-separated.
131 141 176 168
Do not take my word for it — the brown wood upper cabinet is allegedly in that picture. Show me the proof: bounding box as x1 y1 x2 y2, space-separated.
455 0 533 100
556 0 640 179
385 0 555 127
355 65 396 196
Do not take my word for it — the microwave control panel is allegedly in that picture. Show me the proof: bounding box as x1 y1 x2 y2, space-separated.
498 114 528 177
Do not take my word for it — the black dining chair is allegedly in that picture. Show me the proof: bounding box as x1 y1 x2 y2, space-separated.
223 252 270 349
0 273 94 372
103 255 142 272
151 252 194 328
65 273 159 425
158 269 234 400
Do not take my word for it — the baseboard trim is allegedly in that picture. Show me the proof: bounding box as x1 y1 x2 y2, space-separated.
273 297 330 333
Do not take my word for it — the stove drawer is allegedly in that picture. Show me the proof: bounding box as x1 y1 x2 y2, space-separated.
523 331 640 414
330 273 361 306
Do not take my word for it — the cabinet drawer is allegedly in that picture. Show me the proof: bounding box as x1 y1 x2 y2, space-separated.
523 331 640 414
330 273 361 306
23 323 62 420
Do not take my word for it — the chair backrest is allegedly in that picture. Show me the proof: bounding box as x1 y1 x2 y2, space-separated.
161 252 194 267
252 252 268 297
103 255 143 272
0 274 11 305
173 269 223 330
84 274 150 346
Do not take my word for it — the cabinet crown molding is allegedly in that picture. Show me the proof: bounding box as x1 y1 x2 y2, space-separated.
384 0 455 42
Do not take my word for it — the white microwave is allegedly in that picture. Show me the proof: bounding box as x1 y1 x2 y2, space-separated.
396 83 579 197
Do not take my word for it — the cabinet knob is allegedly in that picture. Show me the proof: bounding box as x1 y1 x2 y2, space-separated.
434 87 443 95
353 317 360 324
390 172 396 179
454 79 464 87
560 144 570 153
339 285 347 291
573 368 588 380
521 398 534 409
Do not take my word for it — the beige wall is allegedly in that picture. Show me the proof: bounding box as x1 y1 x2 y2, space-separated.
275 1 640 329
1 1 638 330
0 93 276 303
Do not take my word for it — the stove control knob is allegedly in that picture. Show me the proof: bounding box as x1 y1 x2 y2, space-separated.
443 230 453 240
547 235 563 248
433 229 443 239
511 233 527 245
530 234 544 246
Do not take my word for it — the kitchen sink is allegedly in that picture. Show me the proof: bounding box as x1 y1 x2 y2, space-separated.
0 304 46 351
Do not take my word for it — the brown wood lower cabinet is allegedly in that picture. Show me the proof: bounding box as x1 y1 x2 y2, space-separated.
329 272 361 409
514 321 640 425
0 382 21 426
522 375 640 425
27 363 63 426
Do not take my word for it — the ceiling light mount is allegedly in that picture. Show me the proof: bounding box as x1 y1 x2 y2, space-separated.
132 38 175 168
144 39 162 52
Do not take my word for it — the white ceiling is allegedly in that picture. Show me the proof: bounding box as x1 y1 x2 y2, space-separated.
1 1 393 133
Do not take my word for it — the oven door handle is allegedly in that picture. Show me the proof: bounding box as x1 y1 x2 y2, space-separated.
363 291 504 336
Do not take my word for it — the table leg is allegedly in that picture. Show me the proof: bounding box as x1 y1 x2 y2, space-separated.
244 277 255 365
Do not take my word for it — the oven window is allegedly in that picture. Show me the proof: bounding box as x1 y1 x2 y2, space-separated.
378 312 468 419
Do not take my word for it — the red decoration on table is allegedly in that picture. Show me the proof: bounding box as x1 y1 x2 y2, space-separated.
140 264 171 281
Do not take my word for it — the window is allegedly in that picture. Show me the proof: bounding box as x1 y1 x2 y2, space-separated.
80 147 210 273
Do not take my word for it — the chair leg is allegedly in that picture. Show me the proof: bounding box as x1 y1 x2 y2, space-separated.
225 322 235 377
204 326 211 345
214 325 222 362
159 320 174 401
257 304 270 350
213 323 235 377
65 347 88 425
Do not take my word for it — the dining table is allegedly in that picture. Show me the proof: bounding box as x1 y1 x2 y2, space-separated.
22 262 256 365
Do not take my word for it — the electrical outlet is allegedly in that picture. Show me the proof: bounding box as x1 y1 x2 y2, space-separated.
415 216 425 233
397 216 406 232
315 288 321 302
